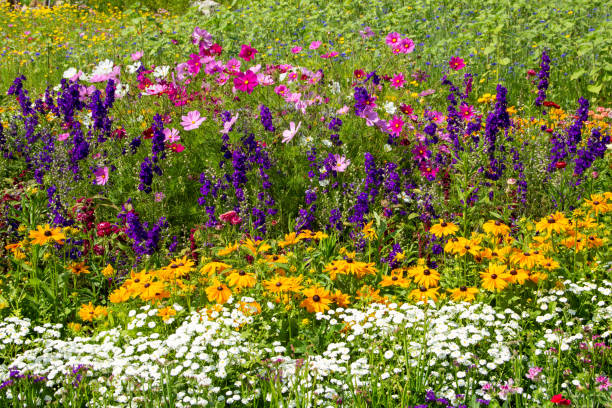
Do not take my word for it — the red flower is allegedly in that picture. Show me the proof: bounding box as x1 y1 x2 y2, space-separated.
555 161 567 169
167 143 185 153
550 394 571 405
527 69 537 76
354 69 365 79
543 101 561 109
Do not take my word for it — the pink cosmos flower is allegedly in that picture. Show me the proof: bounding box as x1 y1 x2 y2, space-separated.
359 26 375 39
145 84 167 95
238 44 258 62
291 46 302 54
58 133 70 141
391 73 405 89
400 38 415 53
89 65 121 83
274 84 288 96
385 32 401 47
220 113 239 134
332 155 351 172
225 58 241 72
459 104 475 121
309 41 322 50
94 167 109 185
392 46 402 55
336 105 350 115
163 128 180 142
216 73 229 85
387 116 404 136
449 56 465 70
180 111 206 130
419 162 439 181
282 121 301 143
131 51 143 61
154 192 165 202
219 210 242 225
234 70 259 94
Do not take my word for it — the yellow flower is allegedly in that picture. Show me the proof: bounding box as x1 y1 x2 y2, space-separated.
278 232 300 248
29 224 65 246
200 262 232 277
429 220 459 237
157 306 177 321
244 238 271 256
482 220 511 236
409 286 439 302
227 270 257 289
205 281 232 304
535 212 569 235
109 286 130 304
362 221 377 240
448 286 479 302
300 286 332 313
217 241 240 256
480 264 510 292
78 303 107 322
100 264 115 277
69 262 90 276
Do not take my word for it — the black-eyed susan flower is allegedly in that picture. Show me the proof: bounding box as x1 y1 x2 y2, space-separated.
69 262 90 276
78 303 107 322
227 270 256 289
109 286 130 304
29 224 65 246
535 212 569 235
482 220 511 236
217 241 240 256
480 264 510 292
157 306 177 321
330 290 351 307
448 286 479 302
300 286 332 313
506 268 530 285
409 286 439 302
205 281 232 304
278 232 300 248
411 268 440 288
429 220 459 237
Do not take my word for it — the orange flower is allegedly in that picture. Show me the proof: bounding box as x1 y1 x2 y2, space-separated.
429 220 459 237
205 281 232 304
300 287 332 313
227 270 256 289
29 224 65 246
69 262 90 276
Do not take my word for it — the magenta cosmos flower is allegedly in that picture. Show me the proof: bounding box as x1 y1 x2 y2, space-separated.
94 167 109 185
234 70 259 94
385 32 401 47
387 116 404 136
400 38 415 53
238 44 258 61
391 73 405 89
291 46 302 54
449 56 466 71
181 110 206 130
459 104 475 121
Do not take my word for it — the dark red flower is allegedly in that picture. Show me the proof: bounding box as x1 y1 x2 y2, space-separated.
555 161 567 169
400 104 413 115
527 69 537 76
543 101 560 109
96 222 112 237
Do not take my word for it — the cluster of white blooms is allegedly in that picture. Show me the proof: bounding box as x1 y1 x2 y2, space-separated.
0 278 609 406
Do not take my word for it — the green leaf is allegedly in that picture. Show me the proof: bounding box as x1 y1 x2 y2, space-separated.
499 57 511 66
587 83 602 94
570 69 585 80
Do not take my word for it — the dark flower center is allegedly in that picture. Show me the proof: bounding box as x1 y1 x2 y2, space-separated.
239 271 246 276
144 283 150 288
312 295 321 302
593 201 600 205
419 286 427 292
346 259 354 263
392 276 398 281
424 270 431 276
44 230 53 237
548 218 555 224
170 265 178 269
510 270 517 276
272 256 279 261
464 245 471 250
492 252 498 256
441 222 447 227
276 282 282 287
460 286 467 291
494 220 501 226
491 274 498 279
217 286 224 291
523 252 530 256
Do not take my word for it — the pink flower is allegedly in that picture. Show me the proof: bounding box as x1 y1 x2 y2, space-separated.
274 84 288 96
550 394 571 405
154 192 165 202
332 155 351 172
449 56 465 71
220 113 239 134
180 110 206 130
234 70 259 94
309 41 322 50
94 167 109 185
419 162 439 181
391 73 405 89
220 210 242 225
336 105 350 115
282 121 301 143
131 51 143 61
459 104 475 121
163 128 180 142
58 133 70 141
385 32 401 47
400 38 415 53
238 44 258 62
145 84 167 95
225 58 241 72
168 143 185 153
291 46 302 54
387 116 404 136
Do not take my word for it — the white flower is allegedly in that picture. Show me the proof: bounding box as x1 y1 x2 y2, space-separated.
116 83 130 98
63 67 77 79
127 61 142 74
153 65 170 78
92 59 114 76
384 350 394 360
383 101 397 115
